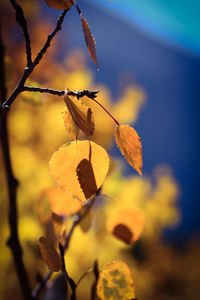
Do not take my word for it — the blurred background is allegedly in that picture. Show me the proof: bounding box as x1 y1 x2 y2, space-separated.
0 0 200 299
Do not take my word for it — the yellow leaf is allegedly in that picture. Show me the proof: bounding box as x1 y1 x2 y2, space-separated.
45 0 73 10
97 260 136 300
115 125 142 175
49 140 109 204
45 187 82 215
62 108 79 140
64 94 95 136
81 15 98 68
58 228 67 246
38 236 62 272
106 207 145 244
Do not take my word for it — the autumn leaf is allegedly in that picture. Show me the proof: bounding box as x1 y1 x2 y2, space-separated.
115 125 142 175
64 94 95 136
106 207 145 244
49 140 109 204
97 260 136 300
81 15 98 68
38 236 62 272
45 0 74 10
44 187 82 215
62 107 79 140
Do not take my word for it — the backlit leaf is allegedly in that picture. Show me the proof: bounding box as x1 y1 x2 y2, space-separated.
64 94 95 136
38 236 62 272
81 15 98 68
45 0 73 10
97 260 136 300
49 140 109 204
106 208 145 244
115 125 142 175
45 187 82 215
62 108 79 140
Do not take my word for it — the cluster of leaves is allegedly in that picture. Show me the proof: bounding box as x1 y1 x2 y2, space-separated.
0 0 186 300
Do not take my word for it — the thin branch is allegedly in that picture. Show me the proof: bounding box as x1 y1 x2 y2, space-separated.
31 9 68 69
10 0 32 66
22 86 65 96
32 215 80 299
59 243 77 300
0 24 33 300
0 9 68 116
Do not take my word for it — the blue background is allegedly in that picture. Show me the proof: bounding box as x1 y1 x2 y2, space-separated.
44 0 200 241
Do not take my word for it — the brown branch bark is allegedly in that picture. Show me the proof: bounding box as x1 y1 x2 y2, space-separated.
0 8 68 117
0 24 33 300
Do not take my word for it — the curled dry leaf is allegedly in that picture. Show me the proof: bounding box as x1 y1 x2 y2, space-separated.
64 94 95 136
115 125 142 175
49 140 109 204
43 187 82 215
38 236 62 272
106 207 145 244
45 0 74 10
97 260 136 300
62 108 79 140
81 15 98 68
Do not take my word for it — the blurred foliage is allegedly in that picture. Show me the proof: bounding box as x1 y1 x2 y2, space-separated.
1 1 200 300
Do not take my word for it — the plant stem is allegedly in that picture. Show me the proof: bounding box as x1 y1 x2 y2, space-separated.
22 86 65 96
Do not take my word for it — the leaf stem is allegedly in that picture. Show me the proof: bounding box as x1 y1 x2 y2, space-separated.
92 98 120 126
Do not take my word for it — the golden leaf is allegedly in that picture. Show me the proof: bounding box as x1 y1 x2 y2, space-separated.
64 94 95 136
45 187 82 215
45 0 73 10
49 140 109 204
97 260 136 300
38 236 62 272
115 125 142 175
62 108 79 140
106 207 145 244
81 15 98 68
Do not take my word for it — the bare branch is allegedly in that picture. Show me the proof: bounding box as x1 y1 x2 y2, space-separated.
0 24 33 300
0 9 68 116
10 0 32 66
23 86 65 96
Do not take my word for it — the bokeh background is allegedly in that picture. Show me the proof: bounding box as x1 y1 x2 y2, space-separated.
0 0 200 299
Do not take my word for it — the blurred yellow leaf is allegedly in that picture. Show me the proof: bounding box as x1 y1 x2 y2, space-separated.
44 187 82 215
49 140 109 204
52 212 64 238
45 0 73 10
97 260 136 300
81 15 98 68
38 236 62 272
64 94 94 136
58 228 67 246
106 207 145 244
62 107 79 140
115 125 142 175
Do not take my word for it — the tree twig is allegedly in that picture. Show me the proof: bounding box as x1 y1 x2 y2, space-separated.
0 8 68 116
22 85 65 96
59 243 77 300
32 215 80 299
10 0 32 66
0 24 33 300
